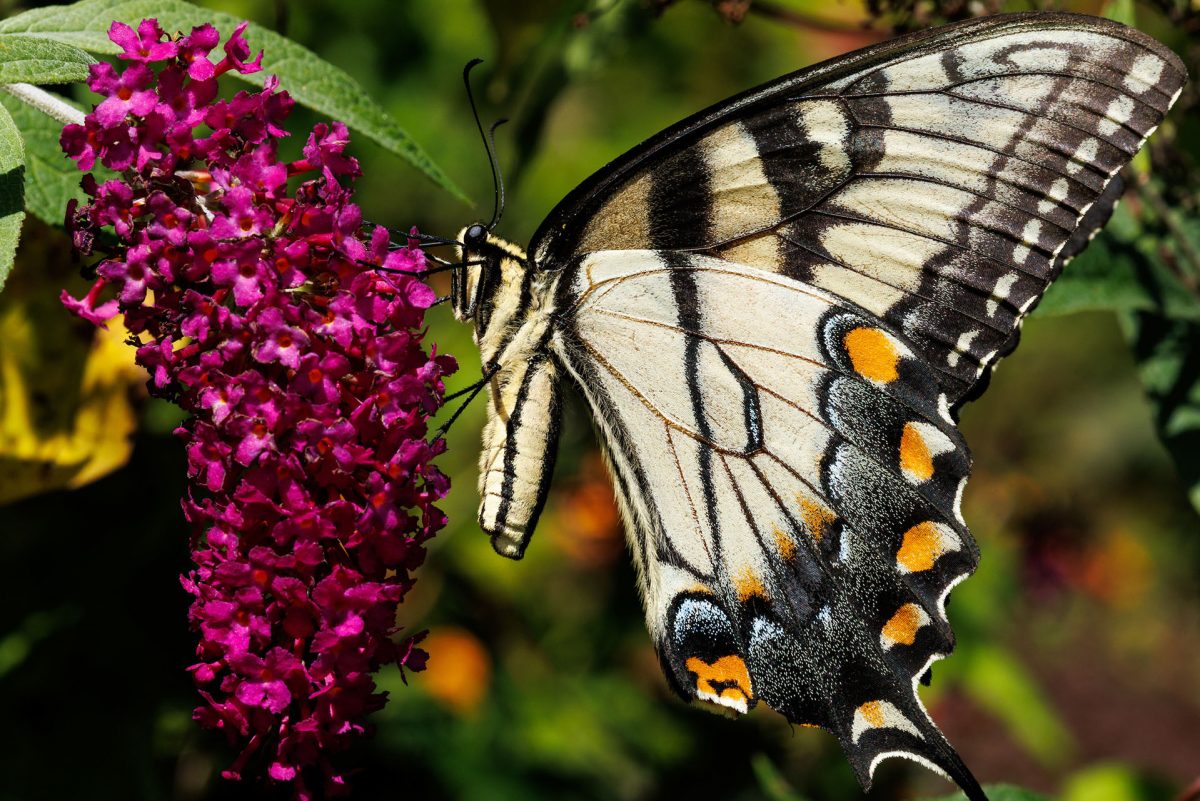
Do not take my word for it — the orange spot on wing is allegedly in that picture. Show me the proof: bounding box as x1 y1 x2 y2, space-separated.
720 686 749 705
881 603 923 645
798 497 836 542
686 655 754 704
772 523 797 560
734 568 767 602
843 327 899 383
897 521 944 573
899 422 934 481
858 700 885 728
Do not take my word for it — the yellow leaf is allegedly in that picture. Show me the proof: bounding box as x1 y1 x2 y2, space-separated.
0 220 145 505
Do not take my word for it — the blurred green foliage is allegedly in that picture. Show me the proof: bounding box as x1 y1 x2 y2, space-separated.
0 1 1198 801
923 786 1055 801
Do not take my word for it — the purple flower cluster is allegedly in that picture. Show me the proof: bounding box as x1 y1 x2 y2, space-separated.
61 20 454 796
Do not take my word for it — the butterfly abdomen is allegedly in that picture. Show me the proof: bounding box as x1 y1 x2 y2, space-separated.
465 236 567 559
477 352 562 558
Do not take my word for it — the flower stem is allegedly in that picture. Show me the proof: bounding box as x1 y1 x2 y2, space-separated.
0 83 85 126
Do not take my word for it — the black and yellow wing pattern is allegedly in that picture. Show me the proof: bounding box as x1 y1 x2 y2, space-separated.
455 12 1186 800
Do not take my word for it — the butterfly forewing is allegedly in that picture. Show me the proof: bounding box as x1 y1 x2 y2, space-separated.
531 12 1185 408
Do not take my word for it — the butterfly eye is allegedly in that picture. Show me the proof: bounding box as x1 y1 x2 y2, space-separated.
464 224 488 251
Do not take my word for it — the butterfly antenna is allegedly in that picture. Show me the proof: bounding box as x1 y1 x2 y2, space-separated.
486 118 508 229
463 58 504 232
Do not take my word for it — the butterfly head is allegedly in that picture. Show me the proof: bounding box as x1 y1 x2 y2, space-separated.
450 223 484 322
450 223 530 333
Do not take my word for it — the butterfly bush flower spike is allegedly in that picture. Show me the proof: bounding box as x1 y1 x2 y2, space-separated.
60 20 455 798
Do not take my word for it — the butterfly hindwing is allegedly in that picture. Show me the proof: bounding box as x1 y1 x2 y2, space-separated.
531 12 1185 409
550 250 984 793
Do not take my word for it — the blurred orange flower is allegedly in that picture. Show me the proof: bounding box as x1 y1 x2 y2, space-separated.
547 453 624 568
420 627 492 715
1080 529 1150 608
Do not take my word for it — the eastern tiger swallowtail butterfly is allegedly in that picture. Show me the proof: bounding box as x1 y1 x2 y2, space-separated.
445 12 1186 800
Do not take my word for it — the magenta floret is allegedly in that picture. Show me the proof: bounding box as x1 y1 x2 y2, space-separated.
61 19 455 798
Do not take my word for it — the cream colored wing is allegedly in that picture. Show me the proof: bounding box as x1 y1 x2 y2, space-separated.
550 249 983 797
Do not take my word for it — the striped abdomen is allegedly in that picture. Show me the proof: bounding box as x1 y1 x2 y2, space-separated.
478 352 562 558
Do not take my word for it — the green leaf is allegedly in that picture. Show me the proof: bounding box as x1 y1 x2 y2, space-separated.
0 91 104 228
0 0 467 201
1038 183 1200 515
958 644 1074 766
1040 234 1200 321
1062 763 1165 801
751 753 812 801
0 34 94 84
920 784 1057 801
0 99 26 292
1038 204 1200 321
1102 0 1137 27
1121 310 1200 513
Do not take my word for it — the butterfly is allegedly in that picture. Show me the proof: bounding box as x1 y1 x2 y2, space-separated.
443 12 1185 800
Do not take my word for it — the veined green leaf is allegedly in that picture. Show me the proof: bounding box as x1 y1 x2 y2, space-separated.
0 99 25 291
0 34 94 84
1039 232 1200 322
0 0 467 201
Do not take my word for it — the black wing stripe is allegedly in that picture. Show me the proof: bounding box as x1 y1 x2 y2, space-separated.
670 256 726 569
776 230 1019 329
649 146 714 250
